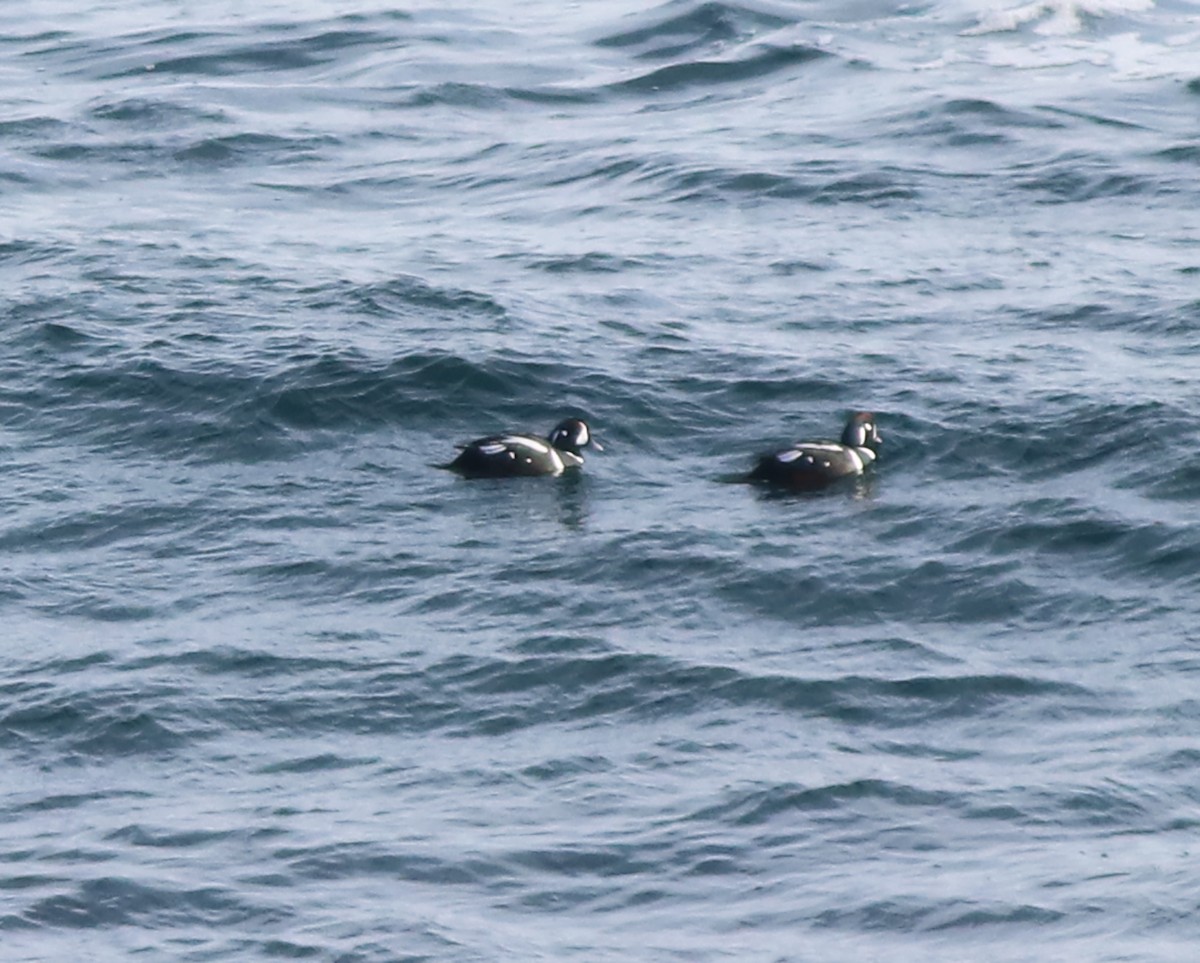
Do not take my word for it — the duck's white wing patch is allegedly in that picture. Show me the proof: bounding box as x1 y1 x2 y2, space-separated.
501 435 550 454
777 442 843 463
478 441 508 456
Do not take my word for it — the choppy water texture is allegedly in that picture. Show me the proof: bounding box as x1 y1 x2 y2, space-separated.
3 0 1200 960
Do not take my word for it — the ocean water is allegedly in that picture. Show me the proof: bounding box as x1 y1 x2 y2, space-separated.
2 0 1199 959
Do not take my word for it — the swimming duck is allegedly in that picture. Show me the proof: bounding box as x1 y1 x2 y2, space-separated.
439 418 602 478
748 412 881 490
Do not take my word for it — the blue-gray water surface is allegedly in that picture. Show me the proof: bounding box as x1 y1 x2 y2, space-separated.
3 0 1199 960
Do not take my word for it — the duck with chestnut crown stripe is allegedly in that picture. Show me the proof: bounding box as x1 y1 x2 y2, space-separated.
437 418 602 478
747 412 881 491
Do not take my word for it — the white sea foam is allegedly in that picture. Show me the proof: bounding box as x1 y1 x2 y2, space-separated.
963 0 1155 36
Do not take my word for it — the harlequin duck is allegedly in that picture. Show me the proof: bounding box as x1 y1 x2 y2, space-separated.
438 418 602 478
748 412 881 490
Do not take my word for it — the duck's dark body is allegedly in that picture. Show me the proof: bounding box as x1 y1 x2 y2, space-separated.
748 412 881 491
440 418 600 478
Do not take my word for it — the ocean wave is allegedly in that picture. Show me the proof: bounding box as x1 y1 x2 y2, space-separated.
608 43 829 95
20 875 277 930
5 322 599 460
0 686 195 761
18 17 407 82
0 642 1094 770
594 1 799 59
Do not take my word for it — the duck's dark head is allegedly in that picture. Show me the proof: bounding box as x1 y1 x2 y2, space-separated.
841 412 881 451
547 418 602 455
